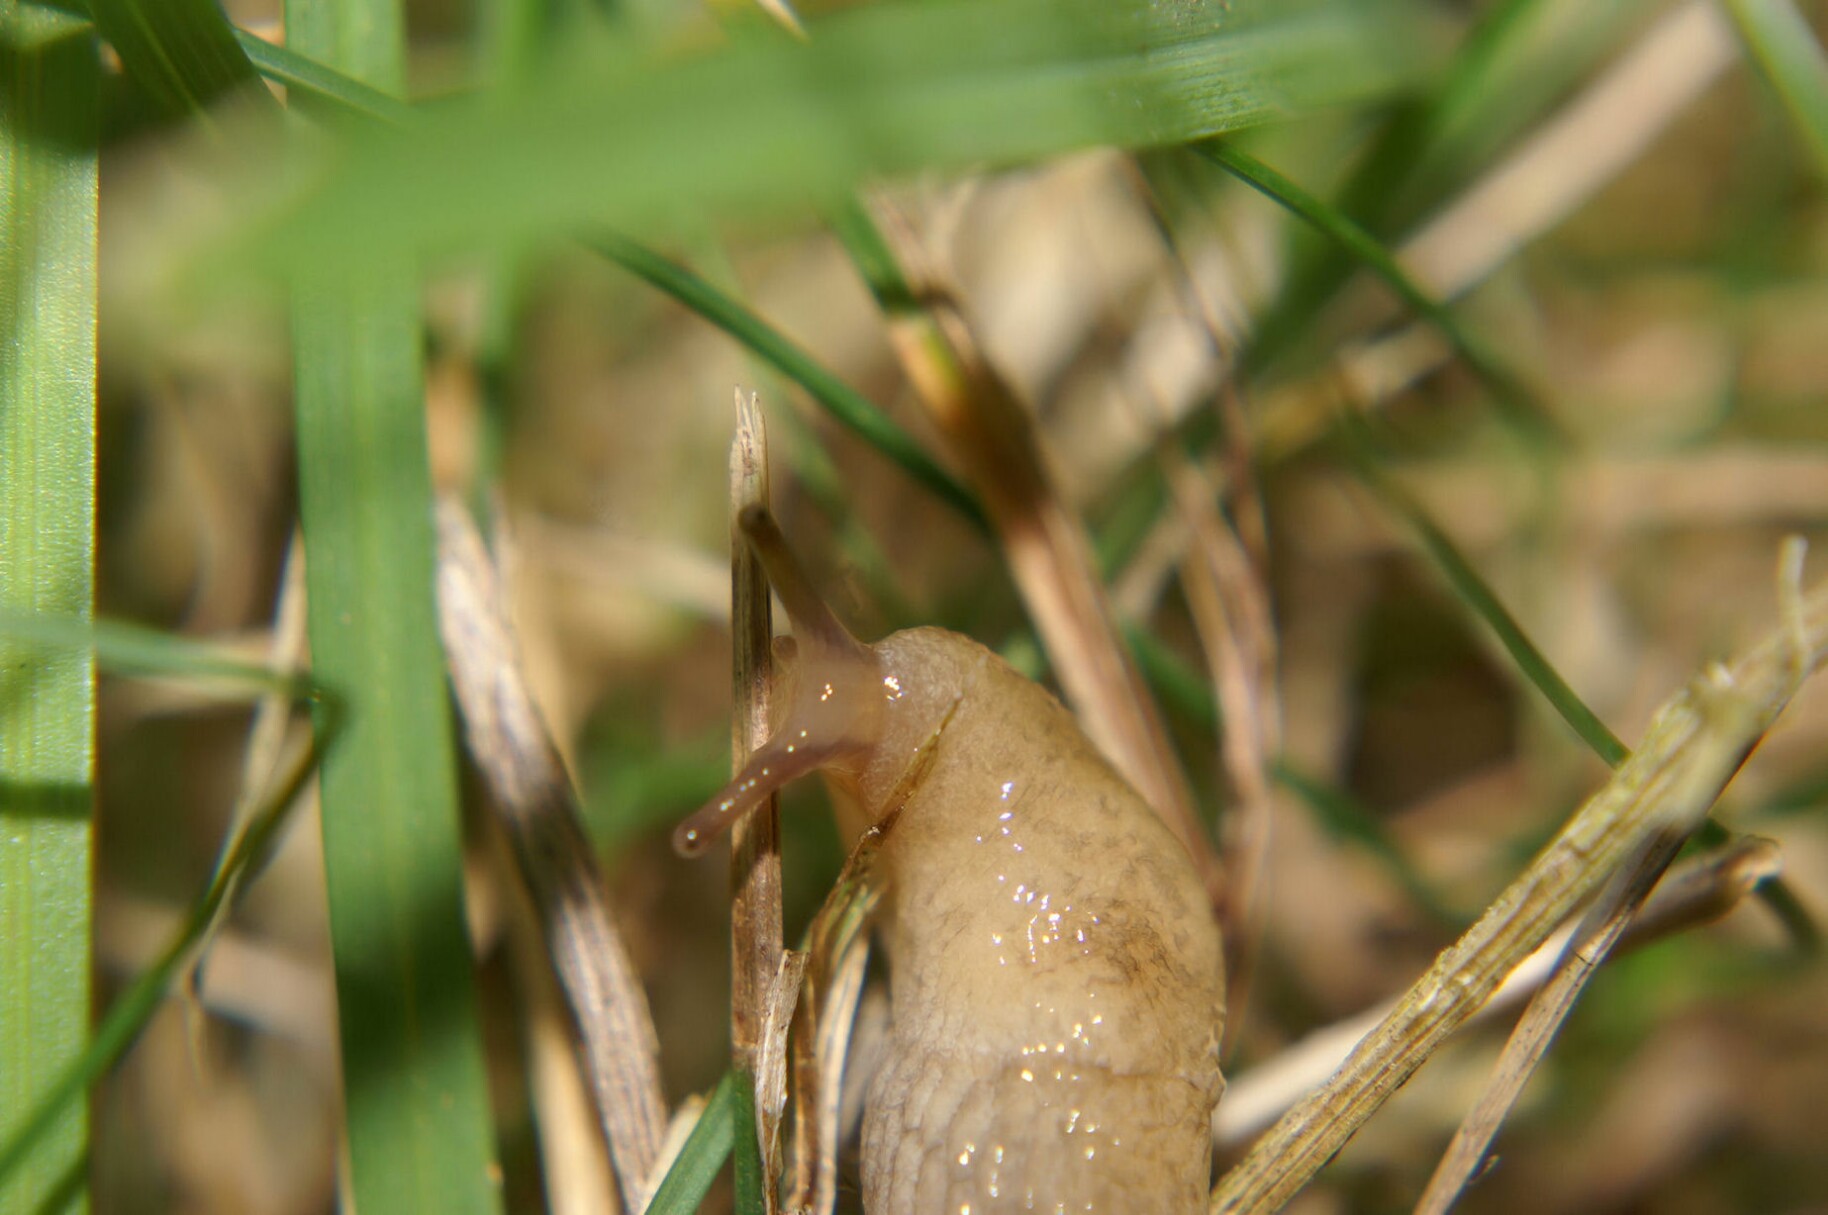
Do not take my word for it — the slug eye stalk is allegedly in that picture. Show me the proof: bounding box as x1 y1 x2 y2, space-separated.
673 507 884 858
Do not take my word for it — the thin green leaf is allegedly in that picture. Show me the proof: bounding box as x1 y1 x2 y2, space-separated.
1123 626 1460 925
1270 760 1463 928
219 0 1437 280
0 726 322 1189
1246 0 1559 369
287 0 504 1211
234 29 413 125
732 1068 766 1215
1335 421 1628 766
645 1072 741 1215
1197 139 1565 448
0 610 318 701
0 7 97 1209
87 0 265 121
1721 0 1828 179
590 232 989 533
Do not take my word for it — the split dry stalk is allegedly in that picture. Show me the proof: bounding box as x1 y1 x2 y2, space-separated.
1413 828 1681 1215
1168 453 1281 1045
1211 565 1828 1215
434 500 666 1214
729 390 788 1213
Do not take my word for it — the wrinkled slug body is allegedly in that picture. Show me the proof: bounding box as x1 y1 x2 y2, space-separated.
845 631 1225 1215
680 511 1224 1215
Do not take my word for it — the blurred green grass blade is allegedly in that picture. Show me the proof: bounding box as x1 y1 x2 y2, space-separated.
87 0 263 119
1721 0 1828 178
287 0 503 1210
645 1072 739 1215
1335 423 1629 768
0 726 320 1188
0 7 97 1211
1269 760 1463 928
0 610 316 700
293 271 505 1215
1198 140 1565 448
590 232 989 533
238 0 1438 276
147 27 989 542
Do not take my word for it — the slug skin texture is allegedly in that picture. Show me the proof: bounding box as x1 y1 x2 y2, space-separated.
680 512 1225 1214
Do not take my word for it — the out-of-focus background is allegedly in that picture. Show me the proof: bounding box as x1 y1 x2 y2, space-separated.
56 0 1828 1211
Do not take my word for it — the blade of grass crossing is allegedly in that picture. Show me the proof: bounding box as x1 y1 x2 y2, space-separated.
87 0 265 120
235 0 1440 280
1197 140 1566 448
0 8 97 1211
287 1 504 1212
589 231 989 534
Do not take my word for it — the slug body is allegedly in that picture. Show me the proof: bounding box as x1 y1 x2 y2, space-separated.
680 510 1225 1215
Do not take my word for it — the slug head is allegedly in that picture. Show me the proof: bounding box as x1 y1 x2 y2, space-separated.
674 507 887 857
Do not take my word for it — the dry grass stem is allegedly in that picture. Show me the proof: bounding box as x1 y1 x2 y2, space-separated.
788 835 884 1215
1414 829 1684 1215
729 390 787 1210
1168 453 1281 1043
756 949 807 1213
729 391 785 1058
1400 1 1737 301
433 499 666 1214
1211 569 1828 1215
1213 834 1783 1151
871 203 1221 899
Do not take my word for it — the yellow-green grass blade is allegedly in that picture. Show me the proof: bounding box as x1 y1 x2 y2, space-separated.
287 0 504 1211
1722 0 1828 179
219 0 1439 280
0 7 97 1213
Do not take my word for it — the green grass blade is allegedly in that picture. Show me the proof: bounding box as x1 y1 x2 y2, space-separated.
1335 423 1628 767
0 7 97 1211
87 0 263 120
225 0 1437 278
1721 0 1828 179
732 1068 766 1215
1245 0 1555 369
1123 626 1459 924
293 271 506 1215
0 610 318 701
590 232 988 533
234 30 414 125
0 727 322 1189
1197 140 1565 448
645 1072 740 1215
287 0 504 1210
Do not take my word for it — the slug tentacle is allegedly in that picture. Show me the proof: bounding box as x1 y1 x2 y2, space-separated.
673 508 886 858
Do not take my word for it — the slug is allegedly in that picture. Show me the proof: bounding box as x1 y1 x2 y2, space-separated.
677 507 1225 1215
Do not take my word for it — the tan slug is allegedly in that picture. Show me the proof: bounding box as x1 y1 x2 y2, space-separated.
677 507 1225 1214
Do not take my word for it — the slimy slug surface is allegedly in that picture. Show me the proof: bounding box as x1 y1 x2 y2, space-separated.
679 508 1225 1214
